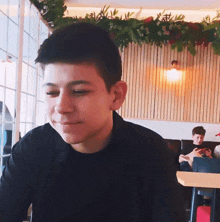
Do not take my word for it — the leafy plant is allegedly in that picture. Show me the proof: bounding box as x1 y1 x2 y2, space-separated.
30 0 220 55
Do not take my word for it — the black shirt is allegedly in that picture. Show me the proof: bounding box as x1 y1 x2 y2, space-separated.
51 145 123 222
181 143 207 155
180 143 211 171
0 112 187 222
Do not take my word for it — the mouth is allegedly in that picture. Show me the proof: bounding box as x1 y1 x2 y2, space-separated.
58 122 82 125
53 121 83 133
52 120 83 125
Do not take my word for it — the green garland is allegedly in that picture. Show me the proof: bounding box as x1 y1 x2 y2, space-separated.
30 0 220 55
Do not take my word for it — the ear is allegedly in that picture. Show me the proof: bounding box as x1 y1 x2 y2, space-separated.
110 81 127 111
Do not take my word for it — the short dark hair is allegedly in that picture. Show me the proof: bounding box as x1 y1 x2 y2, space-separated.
192 126 206 136
35 22 122 91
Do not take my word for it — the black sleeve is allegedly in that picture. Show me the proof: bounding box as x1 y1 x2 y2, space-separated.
146 137 188 222
0 133 41 222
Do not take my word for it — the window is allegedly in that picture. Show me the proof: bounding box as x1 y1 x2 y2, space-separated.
0 0 49 175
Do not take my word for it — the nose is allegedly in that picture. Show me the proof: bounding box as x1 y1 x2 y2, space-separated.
55 91 74 114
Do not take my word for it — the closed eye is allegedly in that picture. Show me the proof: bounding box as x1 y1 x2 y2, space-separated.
46 92 59 97
45 90 92 97
72 90 91 95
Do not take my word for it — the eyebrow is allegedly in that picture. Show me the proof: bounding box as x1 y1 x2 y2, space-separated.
42 80 92 87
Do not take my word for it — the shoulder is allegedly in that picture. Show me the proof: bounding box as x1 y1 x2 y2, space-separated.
114 118 174 167
117 118 175 177
13 123 59 157
23 123 57 144
122 120 167 150
114 112 165 148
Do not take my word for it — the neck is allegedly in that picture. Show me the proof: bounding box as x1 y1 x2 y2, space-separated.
71 119 113 154
193 143 203 146
71 133 112 154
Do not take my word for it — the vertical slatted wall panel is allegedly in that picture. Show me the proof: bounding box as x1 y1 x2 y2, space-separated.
119 43 158 119
118 43 220 123
215 56 220 122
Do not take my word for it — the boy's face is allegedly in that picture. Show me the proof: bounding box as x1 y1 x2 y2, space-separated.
43 63 116 147
192 134 204 145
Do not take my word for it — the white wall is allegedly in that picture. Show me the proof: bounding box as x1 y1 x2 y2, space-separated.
125 118 220 142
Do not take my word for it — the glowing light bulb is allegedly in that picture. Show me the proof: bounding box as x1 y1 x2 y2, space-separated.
166 68 182 82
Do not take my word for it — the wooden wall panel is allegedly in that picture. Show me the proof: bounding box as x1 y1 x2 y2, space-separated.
119 43 220 123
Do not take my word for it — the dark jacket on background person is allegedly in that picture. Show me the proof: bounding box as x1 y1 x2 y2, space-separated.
181 143 208 156
180 143 211 171
0 112 187 222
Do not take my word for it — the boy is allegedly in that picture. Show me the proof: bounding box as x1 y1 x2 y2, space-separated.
0 23 186 221
179 126 212 171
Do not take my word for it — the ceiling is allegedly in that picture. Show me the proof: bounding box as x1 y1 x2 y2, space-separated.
64 0 220 22
65 0 220 10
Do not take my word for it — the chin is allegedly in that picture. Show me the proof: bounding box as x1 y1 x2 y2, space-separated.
51 125 83 144
61 134 81 145
194 142 201 145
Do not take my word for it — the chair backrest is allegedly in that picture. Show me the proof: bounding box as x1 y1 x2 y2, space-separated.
181 140 194 155
193 157 220 173
165 139 181 155
165 139 181 170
